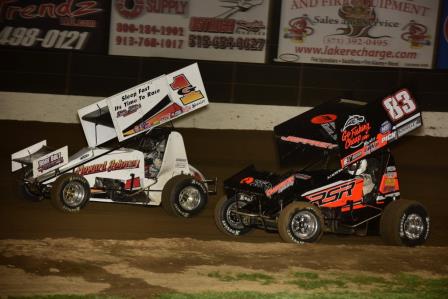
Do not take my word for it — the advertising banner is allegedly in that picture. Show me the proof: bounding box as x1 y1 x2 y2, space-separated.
0 0 107 53
277 0 439 69
437 0 448 69
109 0 270 63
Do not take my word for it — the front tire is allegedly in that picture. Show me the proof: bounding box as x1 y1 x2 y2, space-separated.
161 175 208 218
380 199 430 246
51 173 90 213
214 196 252 236
278 202 324 244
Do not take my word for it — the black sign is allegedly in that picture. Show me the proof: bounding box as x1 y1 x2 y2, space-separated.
0 0 107 53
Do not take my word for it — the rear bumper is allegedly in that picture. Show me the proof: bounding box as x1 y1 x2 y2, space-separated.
203 177 218 195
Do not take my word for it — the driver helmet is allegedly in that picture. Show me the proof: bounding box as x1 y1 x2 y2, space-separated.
348 159 367 175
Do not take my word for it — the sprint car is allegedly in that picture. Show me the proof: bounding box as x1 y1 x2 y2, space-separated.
12 63 216 217
215 89 430 246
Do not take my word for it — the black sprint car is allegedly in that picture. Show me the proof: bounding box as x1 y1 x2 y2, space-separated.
215 89 430 246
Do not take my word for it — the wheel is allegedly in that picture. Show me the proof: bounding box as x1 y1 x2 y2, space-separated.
14 167 43 201
161 175 208 218
50 173 90 213
214 196 252 236
278 202 324 244
380 199 430 246
19 181 43 202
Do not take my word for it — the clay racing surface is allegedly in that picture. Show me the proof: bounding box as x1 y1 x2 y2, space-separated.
1 120 447 297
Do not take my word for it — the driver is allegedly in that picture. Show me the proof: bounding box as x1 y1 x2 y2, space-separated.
347 159 374 196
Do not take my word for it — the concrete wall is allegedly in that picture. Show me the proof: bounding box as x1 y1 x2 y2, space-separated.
1 91 447 137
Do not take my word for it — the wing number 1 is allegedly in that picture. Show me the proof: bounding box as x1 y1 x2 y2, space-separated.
382 89 417 122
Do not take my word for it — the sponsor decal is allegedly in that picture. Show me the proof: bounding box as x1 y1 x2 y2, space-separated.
321 122 337 140
386 166 396 172
311 114 337 124
341 115 371 149
113 85 161 118
237 192 255 202
340 128 399 168
303 179 363 208
75 159 140 176
341 149 364 167
116 103 142 118
295 173 311 180
379 171 399 194
240 176 272 190
170 73 204 105
240 177 254 184
281 136 337 149
327 168 344 180
397 118 422 137
380 120 392 134
80 153 90 160
37 152 64 173
341 202 366 212
123 102 183 137
380 131 397 144
265 175 294 197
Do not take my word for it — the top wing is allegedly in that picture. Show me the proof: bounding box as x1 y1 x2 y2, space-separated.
78 63 209 147
274 89 422 168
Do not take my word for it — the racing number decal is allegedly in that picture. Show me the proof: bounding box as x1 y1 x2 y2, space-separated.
170 74 204 105
382 89 417 122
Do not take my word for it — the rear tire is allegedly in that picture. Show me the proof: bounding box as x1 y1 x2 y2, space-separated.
19 182 43 202
161 175 207 218
214 196 252 236
15 167 43 201
51 173 90 213
380 199 430 246
278 202 324 244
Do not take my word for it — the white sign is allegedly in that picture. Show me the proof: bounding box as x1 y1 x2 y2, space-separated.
277 0 439 69
109 0 270 63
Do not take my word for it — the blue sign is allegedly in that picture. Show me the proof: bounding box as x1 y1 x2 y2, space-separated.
438 0 448 69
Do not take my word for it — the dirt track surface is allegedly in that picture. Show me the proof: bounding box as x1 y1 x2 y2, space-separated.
1 238 447 298
1 120 448 297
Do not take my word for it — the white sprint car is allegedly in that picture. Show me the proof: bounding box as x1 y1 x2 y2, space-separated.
11 63 216 217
